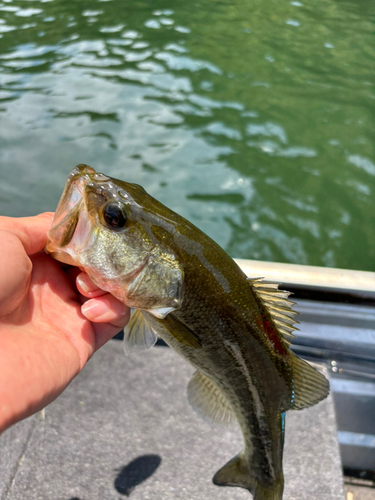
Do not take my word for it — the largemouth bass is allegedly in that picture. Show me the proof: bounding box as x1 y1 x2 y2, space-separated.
46 164 329 500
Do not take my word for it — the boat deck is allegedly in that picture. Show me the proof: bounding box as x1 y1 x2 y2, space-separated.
1 341 344 500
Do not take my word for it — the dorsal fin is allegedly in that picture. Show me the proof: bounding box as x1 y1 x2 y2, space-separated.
289 355 330 410
248 277 299 344
249 278 330 410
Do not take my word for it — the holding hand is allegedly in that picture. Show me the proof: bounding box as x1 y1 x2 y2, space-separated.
0 213 130 433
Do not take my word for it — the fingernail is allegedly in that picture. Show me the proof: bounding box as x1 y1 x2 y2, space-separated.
81 300 107 320
77 273 95 294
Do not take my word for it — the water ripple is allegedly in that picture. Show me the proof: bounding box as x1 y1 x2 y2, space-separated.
0 0 373 270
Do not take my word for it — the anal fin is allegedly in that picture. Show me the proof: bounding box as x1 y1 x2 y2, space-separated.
187 371 235 426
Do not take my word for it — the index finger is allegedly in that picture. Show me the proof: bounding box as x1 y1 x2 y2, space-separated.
0 212 54 256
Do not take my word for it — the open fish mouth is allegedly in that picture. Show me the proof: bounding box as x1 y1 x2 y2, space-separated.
53 164 96 226
45 164 106 265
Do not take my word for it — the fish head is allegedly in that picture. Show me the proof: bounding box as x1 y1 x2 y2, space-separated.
45 164 184 314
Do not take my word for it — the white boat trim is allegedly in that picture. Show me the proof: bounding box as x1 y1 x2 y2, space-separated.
234 259 375 296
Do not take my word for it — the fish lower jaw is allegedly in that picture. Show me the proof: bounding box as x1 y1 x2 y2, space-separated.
47 250 77 266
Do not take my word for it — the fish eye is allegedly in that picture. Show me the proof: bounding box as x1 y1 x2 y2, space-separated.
103 202 127 229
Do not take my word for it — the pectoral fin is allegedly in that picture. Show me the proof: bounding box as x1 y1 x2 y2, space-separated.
187 371 235 426
123 309 158 356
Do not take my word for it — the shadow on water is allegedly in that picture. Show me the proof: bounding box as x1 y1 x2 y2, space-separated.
114 454 162 496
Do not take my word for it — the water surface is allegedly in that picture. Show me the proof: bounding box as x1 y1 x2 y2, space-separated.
0 0 374 270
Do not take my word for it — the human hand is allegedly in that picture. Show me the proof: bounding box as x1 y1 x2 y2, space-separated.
0 213 130 433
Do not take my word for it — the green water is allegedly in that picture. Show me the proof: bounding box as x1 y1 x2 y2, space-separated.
0 0 374 270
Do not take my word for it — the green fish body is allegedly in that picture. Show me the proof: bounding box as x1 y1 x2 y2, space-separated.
46 165 329 500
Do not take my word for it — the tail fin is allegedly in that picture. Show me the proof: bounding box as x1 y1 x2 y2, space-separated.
212 453 284 500
253 479 284 500
212 453 250 490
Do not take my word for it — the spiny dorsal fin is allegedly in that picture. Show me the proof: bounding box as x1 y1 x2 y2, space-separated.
249 278 330 410
248 277 299 343
187 371 235 426
123 309 158 356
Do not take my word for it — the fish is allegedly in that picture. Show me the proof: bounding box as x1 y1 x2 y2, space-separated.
45 164 330 500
